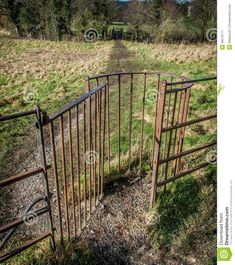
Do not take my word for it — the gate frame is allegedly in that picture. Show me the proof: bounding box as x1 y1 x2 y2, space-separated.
0 108 55 263
150 77 217 207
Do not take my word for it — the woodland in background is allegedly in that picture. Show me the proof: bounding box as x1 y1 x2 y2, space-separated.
0 0 217 43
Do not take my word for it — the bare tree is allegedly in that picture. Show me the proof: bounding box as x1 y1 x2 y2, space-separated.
128 0 151 39
191 0 216 40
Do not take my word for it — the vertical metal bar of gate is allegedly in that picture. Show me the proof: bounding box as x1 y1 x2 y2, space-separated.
128 74 133 171
139 73 147 170
118 74 121 172
175 87 191 174
36 106 55 249
87 80 93 214
49 121 63 243
150 81 167 207
151 74 161 168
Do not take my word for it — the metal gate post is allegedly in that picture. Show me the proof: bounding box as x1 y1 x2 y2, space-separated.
36 106 56 250
150 81 167 208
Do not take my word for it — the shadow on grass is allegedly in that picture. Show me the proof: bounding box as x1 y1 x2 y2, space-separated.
148 166 216 251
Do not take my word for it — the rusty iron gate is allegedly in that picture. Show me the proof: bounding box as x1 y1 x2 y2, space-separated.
0 72 216 263
150 77 217 206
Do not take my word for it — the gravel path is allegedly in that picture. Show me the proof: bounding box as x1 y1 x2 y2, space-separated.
80 174 161 265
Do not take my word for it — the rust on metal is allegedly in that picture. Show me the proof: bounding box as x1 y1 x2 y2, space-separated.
0 109 37 122
76 105 82 232
36 107 55 249
151 73 161 167
159 141 217 164
157 161 212 187
164 90 178 183
162 114 217 133
99 90 103 197
150 81 167 207
83 101 87 221
59 115 70 239
0 233 52 263
128 74 134 170
0 207 49 234
139 73 147 169
49 122 63 242
87 80 93 214
118 74 121 171
48 83 106 123
0 167 50 188
68 110 76 237
107 76 111 174
101 86 107 195
175 87 191 174
94 93 98 206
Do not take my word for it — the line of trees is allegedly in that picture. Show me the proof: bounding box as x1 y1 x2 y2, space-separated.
0 0 216 43
125 0 217 43
0 0 118 40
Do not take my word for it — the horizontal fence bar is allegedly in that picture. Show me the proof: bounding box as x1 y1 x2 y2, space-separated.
88 71 190 82
162 114 217 133
48 83 107 122
157 161 211 187
0 110 37 122
167 76 217 86
0 166 51 188
0 232 51 263
0 207 49 234
165 86 193 94
159 141 217 164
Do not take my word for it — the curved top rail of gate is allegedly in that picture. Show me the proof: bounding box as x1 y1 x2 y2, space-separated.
87 71 189 80
87 71 193 91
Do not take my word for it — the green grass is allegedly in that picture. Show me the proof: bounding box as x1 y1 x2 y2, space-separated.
108 22 129 33
122 41 216 77
0 38 113 177
3 240 95 265
147 166 216 264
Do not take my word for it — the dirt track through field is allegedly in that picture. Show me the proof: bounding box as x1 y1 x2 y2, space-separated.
79 41 161 265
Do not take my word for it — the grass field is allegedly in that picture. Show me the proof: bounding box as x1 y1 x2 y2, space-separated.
0 38 216 176
0 37 216 265
0 38 216 115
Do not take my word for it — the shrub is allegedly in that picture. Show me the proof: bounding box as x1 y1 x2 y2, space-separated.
154 17 201 43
